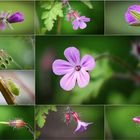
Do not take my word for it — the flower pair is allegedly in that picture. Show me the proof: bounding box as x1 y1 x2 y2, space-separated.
52 47 96 91
0 11 24 30
64 107 93 133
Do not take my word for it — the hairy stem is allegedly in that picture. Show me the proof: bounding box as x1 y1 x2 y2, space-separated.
95 53 136 76
0 77 16 105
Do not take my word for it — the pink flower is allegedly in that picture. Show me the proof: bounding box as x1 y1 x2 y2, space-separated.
52 47 95 91
72 12 90 30
74 120 93 133
72 111 93 133
131 42 140 60
132 116 140 124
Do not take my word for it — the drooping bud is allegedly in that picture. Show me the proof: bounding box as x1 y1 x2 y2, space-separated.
133 116 140 124
72 111 80 122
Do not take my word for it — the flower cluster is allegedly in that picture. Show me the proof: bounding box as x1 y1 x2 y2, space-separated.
64 107 93 133
62 1 90 30
52 47 96 91
125 5 140 26
0 11 24 30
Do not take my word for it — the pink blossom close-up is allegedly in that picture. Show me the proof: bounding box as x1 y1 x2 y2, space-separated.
52 47 96 91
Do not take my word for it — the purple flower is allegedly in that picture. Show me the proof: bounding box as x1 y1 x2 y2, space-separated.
52 47 95 91
8 12 24 23
74 120 93 133
125 5 140 25
72 16 90 30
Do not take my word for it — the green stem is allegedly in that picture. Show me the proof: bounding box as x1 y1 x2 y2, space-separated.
95 53 137 76
0 122 9 125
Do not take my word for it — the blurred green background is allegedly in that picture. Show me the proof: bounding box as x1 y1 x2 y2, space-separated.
0 106 34 139
106 106 140 140
0 36 34 69
36 36 140 104
36 105 104 140
105 1 140 34
36 1 104 34
0 2 34 35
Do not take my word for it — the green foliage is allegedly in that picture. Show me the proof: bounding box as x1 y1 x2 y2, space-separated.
41 2 63 32
130 10 140 21
80 0 93 9
7 79 20 96
35 105 57 128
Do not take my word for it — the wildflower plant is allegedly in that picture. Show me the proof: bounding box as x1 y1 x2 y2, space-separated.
39 0 93 33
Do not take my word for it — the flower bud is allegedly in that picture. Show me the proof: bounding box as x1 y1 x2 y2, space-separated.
9 119 27 128
8 12 24 23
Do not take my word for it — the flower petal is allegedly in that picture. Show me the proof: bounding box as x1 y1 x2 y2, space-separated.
77 69 90 88
80 16 90 22
72 19 79 30
81 55 96 71
60 72 76 91
52 59 73 75
64 47 80 65
79 21 87 29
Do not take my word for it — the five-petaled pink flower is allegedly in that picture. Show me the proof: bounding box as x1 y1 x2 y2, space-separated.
52 47 96 91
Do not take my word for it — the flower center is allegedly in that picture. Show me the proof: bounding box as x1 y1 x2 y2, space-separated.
75 65 81 71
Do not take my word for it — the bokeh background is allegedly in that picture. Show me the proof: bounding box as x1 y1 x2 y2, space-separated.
36 105 104 140
0 106 34 139
106 106 140 140
105 1 140 34
0 36 34 69
0 2 34 35
36 1 104 34
36 36 140 104
0 71 35 105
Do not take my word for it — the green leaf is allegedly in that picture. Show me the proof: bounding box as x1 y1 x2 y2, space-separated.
35 105 57 128
6 79 20 96
41 2 63 31
130 10 140 21
80 0 93 9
